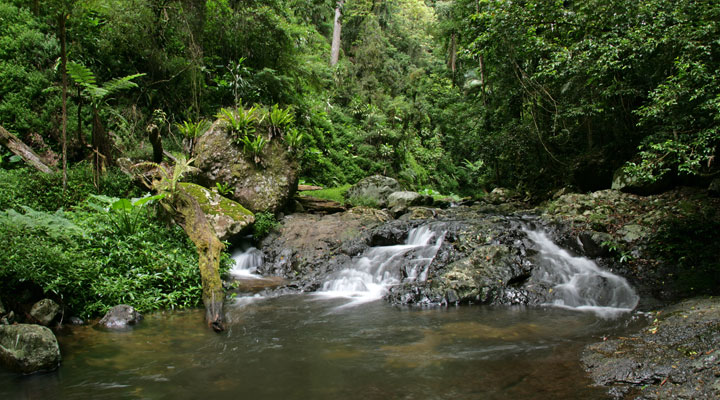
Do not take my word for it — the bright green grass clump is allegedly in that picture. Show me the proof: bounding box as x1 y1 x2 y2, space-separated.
299 184 352 204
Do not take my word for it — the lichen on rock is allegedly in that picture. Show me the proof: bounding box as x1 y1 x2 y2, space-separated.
179 182 254 241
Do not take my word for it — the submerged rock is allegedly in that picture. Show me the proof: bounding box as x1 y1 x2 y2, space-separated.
98 305 143 329
582 297 720 399
345 175 401 208
194 121 299 213
179 182 254 241
0 324 61 374
29 299 60 326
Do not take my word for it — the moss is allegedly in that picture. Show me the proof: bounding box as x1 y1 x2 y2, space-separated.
299 184 352 203
179 182 253 219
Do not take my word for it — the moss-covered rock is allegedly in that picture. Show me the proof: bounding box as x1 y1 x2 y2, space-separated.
194 121 299 213
179 182 254 241
0 324 61 374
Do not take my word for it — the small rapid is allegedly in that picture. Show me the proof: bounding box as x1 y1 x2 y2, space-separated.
525 228 639 317
317 225 446 306
229 244 264 278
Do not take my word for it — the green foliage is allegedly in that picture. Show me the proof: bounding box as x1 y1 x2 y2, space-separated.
215 182 233 196
240 134 267 165
648 212 720 296
266 103 294 138
175 118 211 156
133 155 198 200
87 193 166 235
347 195 380 209
299 184 351 204
218 105 259 139
0 164 139 211
252 211 278 241
283 128 306 152
0 205 205 318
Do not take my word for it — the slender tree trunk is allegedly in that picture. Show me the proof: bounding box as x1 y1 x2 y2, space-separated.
59 13 68 193
479 54 486 105
330 0 344 66
449 33 457 84
77 86 85 148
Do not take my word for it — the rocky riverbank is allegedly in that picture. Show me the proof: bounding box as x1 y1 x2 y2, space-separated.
253 183 719 398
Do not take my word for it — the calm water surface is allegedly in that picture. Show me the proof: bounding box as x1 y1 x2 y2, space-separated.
1 295 641 399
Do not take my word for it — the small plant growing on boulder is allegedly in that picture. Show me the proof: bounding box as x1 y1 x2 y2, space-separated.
240 134 267 165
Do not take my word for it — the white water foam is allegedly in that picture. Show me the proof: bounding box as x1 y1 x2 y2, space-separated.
229 245 264 279
317 225 445 307
525 228 639 318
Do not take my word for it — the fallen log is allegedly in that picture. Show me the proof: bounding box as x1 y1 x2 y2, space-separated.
0 125 54 174
296 195 346 214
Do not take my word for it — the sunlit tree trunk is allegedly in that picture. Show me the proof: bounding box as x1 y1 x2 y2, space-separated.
330 0 344 66
59 12 68 192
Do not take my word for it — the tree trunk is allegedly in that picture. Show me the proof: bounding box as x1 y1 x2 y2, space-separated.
330 0 344 66
59 13 68 192
449 33 457 74
0 125 54 174
148 125 164 163
161 188 225 332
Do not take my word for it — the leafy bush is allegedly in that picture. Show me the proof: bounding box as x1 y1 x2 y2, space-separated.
0 164 140 212
0 205 207 318
252 211 278 240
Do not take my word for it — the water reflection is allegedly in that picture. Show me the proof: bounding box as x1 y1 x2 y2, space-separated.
0 297 637 399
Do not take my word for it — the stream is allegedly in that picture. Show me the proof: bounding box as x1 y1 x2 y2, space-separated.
1 226 644 399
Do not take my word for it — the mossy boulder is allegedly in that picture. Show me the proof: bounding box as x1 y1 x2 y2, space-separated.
345 175 401 208
0 324 61 374
179 182 254 241
193 121 299 213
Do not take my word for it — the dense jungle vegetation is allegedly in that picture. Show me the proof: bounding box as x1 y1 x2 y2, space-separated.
0 0 718 318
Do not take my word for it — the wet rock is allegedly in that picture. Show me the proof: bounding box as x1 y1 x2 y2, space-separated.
179 182 254 241
0 324 61 374
194 120 299 213
29 299 60 326
578 231 613 257
258 208 393 290
98 305 143 329
388 191 432 216
345 175 401 208
616 224 649 243
582 297 720 399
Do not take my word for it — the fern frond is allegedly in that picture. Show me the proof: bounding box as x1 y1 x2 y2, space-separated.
66 61 97 87
104 73 145 95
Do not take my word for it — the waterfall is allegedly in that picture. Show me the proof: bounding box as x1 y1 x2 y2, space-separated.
525 228 639 317
229 245 264 278
318 225 446 306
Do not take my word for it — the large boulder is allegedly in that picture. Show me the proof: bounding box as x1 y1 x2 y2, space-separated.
387 191 432 215
345 175 401 208
194 121 299 213
29 299 60 326
0 324 61 374
179 182 254 241
98 305 143 329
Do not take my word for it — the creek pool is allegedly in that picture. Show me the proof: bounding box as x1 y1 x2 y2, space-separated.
1 295 641 399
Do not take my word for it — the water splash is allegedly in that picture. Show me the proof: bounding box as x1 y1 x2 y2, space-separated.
229 245 264 278
525 228 639 318
317 225 446 306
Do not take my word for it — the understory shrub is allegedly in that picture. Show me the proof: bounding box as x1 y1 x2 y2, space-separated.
0 204 217 319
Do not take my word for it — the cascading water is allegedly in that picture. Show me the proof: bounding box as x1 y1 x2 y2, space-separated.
318 225 446 306
525 228 639 317
229 244 264 278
